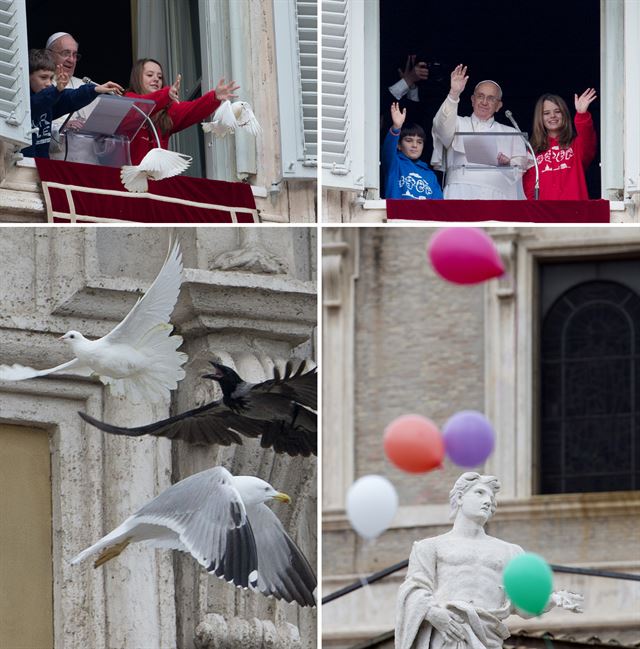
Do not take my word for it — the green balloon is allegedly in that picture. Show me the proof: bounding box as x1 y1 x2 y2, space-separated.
503 552 553 615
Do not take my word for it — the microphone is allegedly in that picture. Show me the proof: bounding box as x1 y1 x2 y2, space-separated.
505 110 540 200
504 109 520 131
83 76 117 94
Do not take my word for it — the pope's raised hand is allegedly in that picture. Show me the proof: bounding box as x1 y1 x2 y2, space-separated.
449 64 468 99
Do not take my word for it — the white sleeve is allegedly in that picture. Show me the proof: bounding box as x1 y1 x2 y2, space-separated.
388 78 410 100
432 95 459 149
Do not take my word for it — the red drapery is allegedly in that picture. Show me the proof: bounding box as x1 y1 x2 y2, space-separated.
385 199 610 223
35 159 259 224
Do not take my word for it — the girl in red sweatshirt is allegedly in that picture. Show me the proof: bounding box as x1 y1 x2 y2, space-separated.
523 89 597 200
125 58 239 165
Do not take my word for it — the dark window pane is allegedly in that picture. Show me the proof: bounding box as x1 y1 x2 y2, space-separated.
540 279 639 495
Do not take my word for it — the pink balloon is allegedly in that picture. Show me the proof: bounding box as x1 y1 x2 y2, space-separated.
427 228 504 285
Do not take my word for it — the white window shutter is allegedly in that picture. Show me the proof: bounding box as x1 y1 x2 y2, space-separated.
0 0 31 147
321 0 365 191
274 0 317 179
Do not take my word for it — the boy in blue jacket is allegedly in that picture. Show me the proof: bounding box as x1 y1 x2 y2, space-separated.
22 49 123 158
382 102 442 199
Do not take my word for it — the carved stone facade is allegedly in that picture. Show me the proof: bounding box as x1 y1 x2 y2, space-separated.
0 227 317 649
322 227 640 648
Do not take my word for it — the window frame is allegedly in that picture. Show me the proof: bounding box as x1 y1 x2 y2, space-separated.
273 0 318 180
0 0 32 148
484 230 640 499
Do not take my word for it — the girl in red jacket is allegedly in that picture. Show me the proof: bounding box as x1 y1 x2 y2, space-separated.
523 88 597 200
125 58 239 165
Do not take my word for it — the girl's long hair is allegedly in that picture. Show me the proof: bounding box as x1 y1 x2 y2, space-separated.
530 94 575 153
128 58 173 136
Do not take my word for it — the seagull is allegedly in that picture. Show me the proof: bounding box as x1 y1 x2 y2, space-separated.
201 100 261 138
0 241 187 403
78 360 317 456
70 466 317 607
120 148 193 193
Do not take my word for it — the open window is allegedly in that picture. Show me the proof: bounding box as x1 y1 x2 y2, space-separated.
322 0 634 201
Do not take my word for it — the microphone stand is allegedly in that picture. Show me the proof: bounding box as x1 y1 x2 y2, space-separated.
505 110 539 200
82 76 162 158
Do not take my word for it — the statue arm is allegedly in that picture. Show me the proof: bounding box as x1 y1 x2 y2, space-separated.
396 541 438 649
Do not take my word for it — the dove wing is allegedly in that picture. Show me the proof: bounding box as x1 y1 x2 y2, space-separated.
139 148 192 179
238 104 262 137
212 101 237 130
102 240 182 346
0 358 84 381
246 502 316 606
134 466 259 587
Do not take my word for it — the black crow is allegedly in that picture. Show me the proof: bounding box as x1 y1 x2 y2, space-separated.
78 360 317 456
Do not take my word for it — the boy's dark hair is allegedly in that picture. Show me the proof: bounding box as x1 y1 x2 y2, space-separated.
29 49 55 74
400 123 426 141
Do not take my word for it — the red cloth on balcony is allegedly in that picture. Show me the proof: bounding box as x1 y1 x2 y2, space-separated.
385 199 610 223
35 158 258 223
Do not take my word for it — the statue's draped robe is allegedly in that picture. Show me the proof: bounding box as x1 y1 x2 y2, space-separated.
395 539 513 649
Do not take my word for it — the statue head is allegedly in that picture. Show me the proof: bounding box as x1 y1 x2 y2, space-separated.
449 472 501 522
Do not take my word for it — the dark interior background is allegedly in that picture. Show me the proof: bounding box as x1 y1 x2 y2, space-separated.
26 0 133 89
380 0 601 198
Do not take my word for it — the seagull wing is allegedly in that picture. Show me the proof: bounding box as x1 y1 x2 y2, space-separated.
103 240 183 346
0 358 84 381
133 466 258 587
246 502 316 606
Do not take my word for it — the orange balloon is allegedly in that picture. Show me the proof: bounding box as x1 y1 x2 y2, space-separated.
383 414 445 473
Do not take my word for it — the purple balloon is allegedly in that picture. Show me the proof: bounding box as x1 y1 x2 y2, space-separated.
443 410 495 468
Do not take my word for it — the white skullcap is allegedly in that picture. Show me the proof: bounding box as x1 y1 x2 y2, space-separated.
46 32 71 49
474 80 503 98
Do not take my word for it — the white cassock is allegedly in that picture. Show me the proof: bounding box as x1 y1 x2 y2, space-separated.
431 95 529 200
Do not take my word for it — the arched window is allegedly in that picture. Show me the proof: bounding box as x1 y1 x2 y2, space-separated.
540 280 640 494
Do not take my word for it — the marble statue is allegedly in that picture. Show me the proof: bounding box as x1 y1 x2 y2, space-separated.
395 473 583 648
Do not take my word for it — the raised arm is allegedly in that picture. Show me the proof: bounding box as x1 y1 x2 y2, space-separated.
432 65 467 150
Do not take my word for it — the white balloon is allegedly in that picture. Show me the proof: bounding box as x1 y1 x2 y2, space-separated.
346 475 399 540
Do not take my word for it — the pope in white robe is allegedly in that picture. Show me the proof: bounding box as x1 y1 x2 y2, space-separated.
431 66 529 200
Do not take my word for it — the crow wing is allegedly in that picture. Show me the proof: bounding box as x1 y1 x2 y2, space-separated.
248 361 317 410
78 402 316 456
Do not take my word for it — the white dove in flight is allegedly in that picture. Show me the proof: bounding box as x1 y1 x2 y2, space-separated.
201 100 262 138
0 241 187 403
120 148 192 193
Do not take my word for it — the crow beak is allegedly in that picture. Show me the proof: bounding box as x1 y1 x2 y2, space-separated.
273 492 291 504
